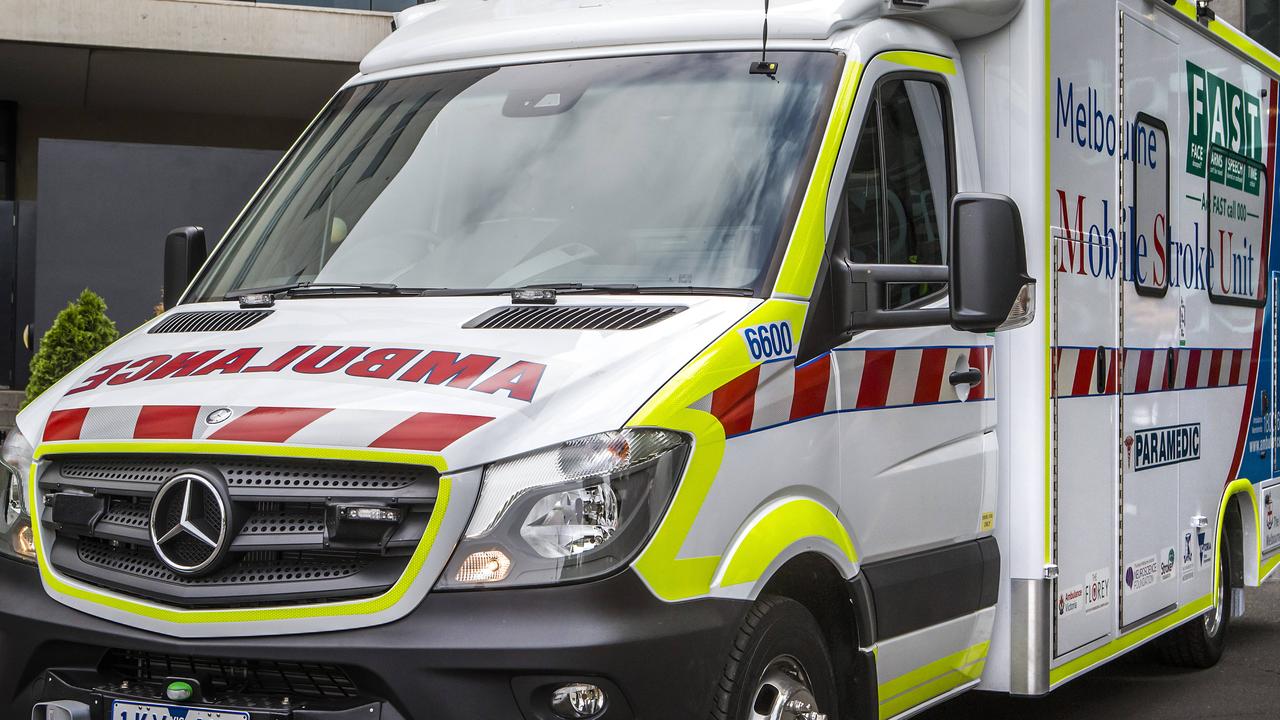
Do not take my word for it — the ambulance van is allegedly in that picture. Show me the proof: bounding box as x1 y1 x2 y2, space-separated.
4 0 1280 718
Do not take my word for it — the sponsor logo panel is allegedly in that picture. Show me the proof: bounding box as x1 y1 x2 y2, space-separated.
1058 584 1085 617
1084 568 1111 614
1182 530 1197 581
1265 486 1280 552
1124 555 1160 594
1160 546 1176 583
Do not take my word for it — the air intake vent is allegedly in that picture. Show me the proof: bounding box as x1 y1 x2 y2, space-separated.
149 309 273 334
465 305 684 330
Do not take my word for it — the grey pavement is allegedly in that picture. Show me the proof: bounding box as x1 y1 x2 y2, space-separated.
920 576 1280 718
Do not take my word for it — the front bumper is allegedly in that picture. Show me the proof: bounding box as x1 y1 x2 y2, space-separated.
0 557 746 719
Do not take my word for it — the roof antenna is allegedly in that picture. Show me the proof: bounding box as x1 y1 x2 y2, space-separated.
749 0 779 77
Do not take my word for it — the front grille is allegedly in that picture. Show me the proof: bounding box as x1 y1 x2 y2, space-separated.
78 538 368 585
40 455 438 608
149 309 274 334
62 457 420 490
465 304 685 330
103 650 359 700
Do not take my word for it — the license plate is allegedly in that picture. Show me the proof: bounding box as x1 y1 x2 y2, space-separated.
110 700 251 720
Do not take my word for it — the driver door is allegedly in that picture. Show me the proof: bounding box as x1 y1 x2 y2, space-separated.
829 56 998 712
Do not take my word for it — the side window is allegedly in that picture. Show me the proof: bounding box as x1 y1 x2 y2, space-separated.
846 99 883 264
1132 113 1170 297
842 76 953 308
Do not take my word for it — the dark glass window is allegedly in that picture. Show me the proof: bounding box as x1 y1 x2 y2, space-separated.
841 77 952 307
845 100 882 265
1246 0 1280 57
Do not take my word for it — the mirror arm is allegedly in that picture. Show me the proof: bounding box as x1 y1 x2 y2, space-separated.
852 306 950 330
849 263 949 285
847 263 950 331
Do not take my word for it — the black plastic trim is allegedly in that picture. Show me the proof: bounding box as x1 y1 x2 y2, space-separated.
860 536 1000 640
464 304 684 331
0 562 746 720
847 571 878 647
149 309 273 334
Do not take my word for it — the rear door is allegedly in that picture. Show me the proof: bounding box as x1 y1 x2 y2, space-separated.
1118 11 1182 628
1048 2 1121 658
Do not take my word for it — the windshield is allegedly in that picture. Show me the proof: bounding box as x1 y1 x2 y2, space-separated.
189 51 840 301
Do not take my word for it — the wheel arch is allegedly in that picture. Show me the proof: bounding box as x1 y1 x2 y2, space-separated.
1219 480 1259 588
758 552 878 720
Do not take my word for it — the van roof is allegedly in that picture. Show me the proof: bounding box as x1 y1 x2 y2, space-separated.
361 0 1022 76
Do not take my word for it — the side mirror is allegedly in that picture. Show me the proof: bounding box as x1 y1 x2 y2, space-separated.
948 193 1035 333
163 226 207 310
839 193 1034 335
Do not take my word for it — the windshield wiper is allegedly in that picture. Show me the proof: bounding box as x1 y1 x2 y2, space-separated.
418 283 640 297
225 282 422 300
417 283 754 298
631 286 754 297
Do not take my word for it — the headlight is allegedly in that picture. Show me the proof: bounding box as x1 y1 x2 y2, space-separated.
0 429 36 563
437 429 689 589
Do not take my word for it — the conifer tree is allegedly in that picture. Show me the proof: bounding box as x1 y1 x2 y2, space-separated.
23 289 119 407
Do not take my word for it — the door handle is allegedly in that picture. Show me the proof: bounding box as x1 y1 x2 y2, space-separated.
1095 345 1107 394
949 368 982 386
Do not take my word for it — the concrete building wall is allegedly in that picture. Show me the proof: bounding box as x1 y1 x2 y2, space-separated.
0 0 395 389
0 0 393 64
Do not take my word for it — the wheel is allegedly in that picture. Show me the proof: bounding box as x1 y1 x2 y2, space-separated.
711 596 838 720
1157 530 1232 668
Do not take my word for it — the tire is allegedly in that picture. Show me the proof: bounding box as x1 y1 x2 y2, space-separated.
711 595 839 720
1157 530 1232 668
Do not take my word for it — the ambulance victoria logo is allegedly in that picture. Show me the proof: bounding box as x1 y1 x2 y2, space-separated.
149 473 230 576
1131 423 1201 472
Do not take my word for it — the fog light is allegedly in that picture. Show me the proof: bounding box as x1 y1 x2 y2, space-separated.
455 549 512 584
12 519 34 560
550 683 607 719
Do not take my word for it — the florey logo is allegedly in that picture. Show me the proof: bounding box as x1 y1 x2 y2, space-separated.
66 345 548 403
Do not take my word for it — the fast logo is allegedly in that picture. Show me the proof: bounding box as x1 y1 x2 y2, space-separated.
68 345 547 402
1186 61 1265 188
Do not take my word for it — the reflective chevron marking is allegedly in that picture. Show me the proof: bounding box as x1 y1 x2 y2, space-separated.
697 345 995 439
1053 346 1252 398
41 404 493 451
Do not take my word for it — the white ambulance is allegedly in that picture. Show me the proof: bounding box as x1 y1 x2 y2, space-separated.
3 0 1279 719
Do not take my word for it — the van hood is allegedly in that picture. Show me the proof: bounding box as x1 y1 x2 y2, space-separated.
19 296 755 470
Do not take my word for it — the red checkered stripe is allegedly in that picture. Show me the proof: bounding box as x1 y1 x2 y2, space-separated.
1052 347 1120 398
40 404 494 453
695 345 994 438
1053 346 1252 398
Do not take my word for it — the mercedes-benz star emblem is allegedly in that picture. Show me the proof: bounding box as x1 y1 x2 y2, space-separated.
149 473 230 576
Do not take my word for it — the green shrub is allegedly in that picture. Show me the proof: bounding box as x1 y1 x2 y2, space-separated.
23 289 119 408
